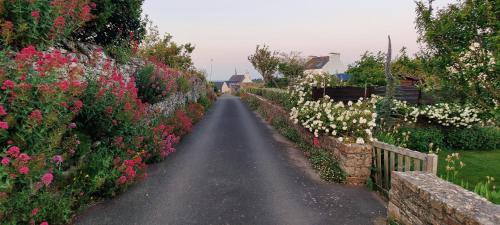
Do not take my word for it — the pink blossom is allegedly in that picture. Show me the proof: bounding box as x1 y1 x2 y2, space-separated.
0 121 8 129
41 173 53 186
7 146 20 157
19 166 29 175
118 175 127 184
313 137 320 147
0 105 7 116
29 109 43 123
1 157 10 166
31 11 40 20
51 155 63 164
40 222 48 225
68 123 77 129
18 153 31 162
1 80 15 90
31 208 39 216
125 166 136 178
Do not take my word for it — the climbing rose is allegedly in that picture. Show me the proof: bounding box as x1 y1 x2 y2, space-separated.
0 121 8 129
19 166 29 175
41 173 53 186
1 157 9 166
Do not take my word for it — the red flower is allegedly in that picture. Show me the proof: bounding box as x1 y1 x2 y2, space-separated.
0 121 8 129
31 11 40 20
31 208 39 216
40 222 48 225
0 105 7 116
2 80 15 90
7 146 20 157
41 173 53 186
90 2 97 9
29 109 43 123
18 153 31 162
53 16 65 30
79 5 93 21
313 137 320 147
1 157 9 166
73 100 83 111
19 166 29 175
125 166 136 178
118 175 127 184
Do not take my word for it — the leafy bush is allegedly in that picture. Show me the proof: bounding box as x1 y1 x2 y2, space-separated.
186 103 204 123
245 88 293 110
176 76 191 93
399 126 445 152
197 95 211 111
72 0 147 47
445 127 500 150
0 0 94 50
135 63 179 104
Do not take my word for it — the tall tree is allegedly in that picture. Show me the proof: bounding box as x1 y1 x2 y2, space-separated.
346 51 386 86
248 45 280 86
277 51 306 82
415 0 499 110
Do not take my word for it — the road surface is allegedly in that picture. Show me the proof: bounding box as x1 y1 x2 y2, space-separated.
75 95 386 225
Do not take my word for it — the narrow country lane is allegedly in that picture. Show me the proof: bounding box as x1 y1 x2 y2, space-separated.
75 95 386 225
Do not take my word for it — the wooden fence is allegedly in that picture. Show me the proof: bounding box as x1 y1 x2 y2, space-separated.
371 140 438 194
312 86 422 104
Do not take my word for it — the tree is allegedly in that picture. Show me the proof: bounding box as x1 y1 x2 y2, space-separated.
248 45 280 86
72 0 147 47
140 21 195 72
415 0 499 110
277 51 306 82
346 51 386 86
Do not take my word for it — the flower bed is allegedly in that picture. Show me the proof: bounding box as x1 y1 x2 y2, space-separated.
0 46 212 224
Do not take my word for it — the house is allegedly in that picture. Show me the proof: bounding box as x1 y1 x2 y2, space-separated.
304 52 347 75
213 81 231 93
226 72 252 93
398 74 420 86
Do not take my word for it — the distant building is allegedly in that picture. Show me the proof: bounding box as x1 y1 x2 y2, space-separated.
214 81 230 93
226 72 252 93
304 52 347 75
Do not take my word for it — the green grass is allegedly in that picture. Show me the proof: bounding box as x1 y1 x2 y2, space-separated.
437 150 500 204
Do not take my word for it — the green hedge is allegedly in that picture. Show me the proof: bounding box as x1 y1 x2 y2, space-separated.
393 126 500 152
244 88 294 110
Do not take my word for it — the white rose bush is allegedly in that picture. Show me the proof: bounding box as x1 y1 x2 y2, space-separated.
289 73 377 144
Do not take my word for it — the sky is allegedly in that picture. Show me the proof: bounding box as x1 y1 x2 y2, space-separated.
142 0 457 81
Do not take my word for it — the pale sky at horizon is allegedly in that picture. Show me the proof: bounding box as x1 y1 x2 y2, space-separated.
143 0 457 81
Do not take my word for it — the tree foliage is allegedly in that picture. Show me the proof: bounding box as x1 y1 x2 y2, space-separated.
277 51 306 82
248 45 280 85
415 0 499 110
140 21 195 72
347 51 386 86
72 0 147 47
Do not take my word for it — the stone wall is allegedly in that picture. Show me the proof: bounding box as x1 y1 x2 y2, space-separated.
59 42 207 118
244 92 372 185
388 171 500 225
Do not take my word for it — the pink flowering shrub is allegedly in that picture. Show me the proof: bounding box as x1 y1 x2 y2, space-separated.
135 61 180 104
0 46 85 224
0 0 95 50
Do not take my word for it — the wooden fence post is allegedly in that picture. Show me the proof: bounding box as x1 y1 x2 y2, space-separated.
426 153 438 175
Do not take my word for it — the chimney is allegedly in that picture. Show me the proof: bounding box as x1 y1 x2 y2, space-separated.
328 52 346 74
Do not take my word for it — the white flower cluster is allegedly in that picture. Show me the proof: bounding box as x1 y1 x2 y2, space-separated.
391 99 482 128
289 72 332 105
290 96 378 145
446 42 496 89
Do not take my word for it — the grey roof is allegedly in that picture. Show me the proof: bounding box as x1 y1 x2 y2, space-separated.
228 75 246 83
305 56 329 70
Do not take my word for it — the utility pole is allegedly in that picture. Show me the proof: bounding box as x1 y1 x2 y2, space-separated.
210 58 213 81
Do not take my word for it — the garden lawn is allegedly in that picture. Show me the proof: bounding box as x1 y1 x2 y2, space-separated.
437 150 500 196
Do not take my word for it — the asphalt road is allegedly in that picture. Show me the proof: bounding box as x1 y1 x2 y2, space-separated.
75 95 386 225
